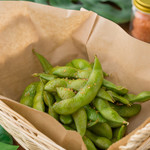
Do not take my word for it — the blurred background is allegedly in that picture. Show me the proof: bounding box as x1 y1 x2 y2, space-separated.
0 0 132 31
1 0 150 42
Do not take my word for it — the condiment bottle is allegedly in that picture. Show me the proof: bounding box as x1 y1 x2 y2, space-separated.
130 0 150 43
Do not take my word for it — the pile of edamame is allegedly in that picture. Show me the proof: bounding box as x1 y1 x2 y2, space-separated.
20 50 150 150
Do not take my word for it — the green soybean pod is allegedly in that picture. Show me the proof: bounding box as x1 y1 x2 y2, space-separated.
53 93 62 102
87 121 99 128
53 56 103 115
20 82 38 107
85 130 112 149
67 79 87 91
103 79 128 95
57 87 75 124
33 50 52 74
56 87 75 100
44 79 67 92
107 91 131 106
124 93 136 101
33 81 45 112
84 105 107 123
97 88 114 103
43 91 58 120
107 121 122 128
73 107 87 137
33 73 57 81
52 66 91 79
113 125 127 141
83 136 97 150
66 62 74 67
109 103 141 118
60 115 73 124
89 123 112 140
93 98 128 125
71 59 92 70
129 91 150 103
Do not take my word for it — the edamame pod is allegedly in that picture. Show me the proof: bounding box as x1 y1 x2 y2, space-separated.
84 105 107 123
89 123 113 140
52 66 91 79
113 125 127 141
107 91 131 106
85 130 112 149
53 56 103 115
66 62 74 67
33 50 52 74
56 87 75 124
73 107 87 137
53 93 62 102
33 81 45 112
129 91 150 103
93 98 128 125
71 59 92 70
60 115 73 124
107 121 122 128
103 79 128 95
43 91 58 120
44 79 87 92
33 73 57 81
44 79 67 92
97 88 114 103
83 136 97 150
20 82 38 107
109 103 141 118
56 87 75 99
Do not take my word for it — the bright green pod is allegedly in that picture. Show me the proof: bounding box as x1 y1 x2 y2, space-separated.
113 125 127 141
87 121 98 128
85 130 112 149
52 66 91 79
56 87 75 100
97 88 114 103
20 82 38 107
44 78 87 92
33 81 45 112
71 58 92 70
44 79 67 92
83 136 97 150
53 56 103 115
33 50 52 74
103 79 128 95
33 73 57 81
66 62 74 67
84 105 107 123
43 91 58 120
60 115 73 124
89 123 113 140
107 121 122 128
107 91 131 106
73 107 87 137
53 93 62 102
109 103 141 118
129 91 150 103
93 98 128 125
124 93 136 101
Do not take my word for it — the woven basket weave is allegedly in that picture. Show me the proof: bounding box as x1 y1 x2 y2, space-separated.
0 99 150 150
0 100 65 150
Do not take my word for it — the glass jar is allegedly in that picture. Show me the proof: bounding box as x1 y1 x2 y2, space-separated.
130 0 150 43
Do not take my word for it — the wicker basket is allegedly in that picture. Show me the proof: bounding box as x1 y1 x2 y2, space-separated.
0 100 65 150
0 98 150 150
